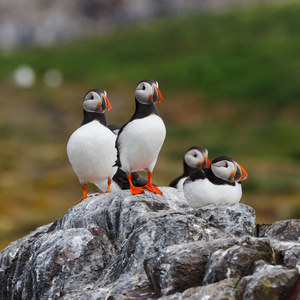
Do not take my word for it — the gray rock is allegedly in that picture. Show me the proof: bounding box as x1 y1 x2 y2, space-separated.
144 238 236 296
203 237 274 285
283 244 300 271
0 188 198 299
264 219 300 242
0 188 299 300
262 219 300 271
236 267 299 300
158 278 240 300
195 203 256 237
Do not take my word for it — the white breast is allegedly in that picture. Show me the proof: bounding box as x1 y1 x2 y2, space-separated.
183 178 242 208
176 177 188 191
118 114 166 173
67 121 117 185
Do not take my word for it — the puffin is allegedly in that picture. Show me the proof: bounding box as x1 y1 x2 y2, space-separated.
115 79 166 195
67 89 117 202
95 124 152 193
169 146 211 190
183 156 248 208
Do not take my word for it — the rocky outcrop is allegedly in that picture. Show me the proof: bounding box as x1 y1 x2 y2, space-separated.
0 187 299 299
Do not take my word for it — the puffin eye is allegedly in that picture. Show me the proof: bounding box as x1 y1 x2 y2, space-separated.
193 153 197 158
142 85 146 90
224 162 228 168
90 94 94 100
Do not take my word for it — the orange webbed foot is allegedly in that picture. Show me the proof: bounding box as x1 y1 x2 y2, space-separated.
130 185 145 195
77 195 92 204
144 184 163 194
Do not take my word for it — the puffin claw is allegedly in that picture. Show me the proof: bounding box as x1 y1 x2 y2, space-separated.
144 184 163 194
77 195 93 204
130 185 145 195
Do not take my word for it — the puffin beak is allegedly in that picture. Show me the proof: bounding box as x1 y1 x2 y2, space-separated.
102 94 112 112
233 163 248 182
204 155 211 168
152 85 163 103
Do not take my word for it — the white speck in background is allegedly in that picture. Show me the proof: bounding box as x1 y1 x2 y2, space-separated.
43 68 63 88
13 65 36 88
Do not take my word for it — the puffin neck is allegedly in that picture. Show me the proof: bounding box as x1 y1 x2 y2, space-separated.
183 161 198 176
81 110 107 127
131 98 160 120
206 167 235 186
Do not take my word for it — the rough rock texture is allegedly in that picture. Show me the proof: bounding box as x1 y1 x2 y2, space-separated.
195 203 256 237
236 263 299 300
263 219 300 273
0 187 299 300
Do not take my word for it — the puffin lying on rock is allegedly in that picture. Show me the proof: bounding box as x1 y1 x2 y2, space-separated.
183 156 248 208
67 89 117 203
169 146 210 190
115 79 166 195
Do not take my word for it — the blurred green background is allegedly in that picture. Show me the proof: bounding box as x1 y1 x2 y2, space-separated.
0 1 300 250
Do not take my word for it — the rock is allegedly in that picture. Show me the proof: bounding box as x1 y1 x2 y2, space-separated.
236 265 299 300
283 245 300 271
264 219 300 242
0 188 195 299
144 238 236 296
194 203 256 237
262 219 300 271
158 278 240 300
144 236 275 296
203 237 274 285
0 188 299 300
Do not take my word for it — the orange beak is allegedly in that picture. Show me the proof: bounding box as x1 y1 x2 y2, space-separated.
204 155 211 168
234 163 248 182
198 155 210 168
153 86 163 103
103 94 112 112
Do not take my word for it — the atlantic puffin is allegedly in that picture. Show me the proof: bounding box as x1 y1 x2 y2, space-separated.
169 146 211 190
115 79 166 195
94 124 152 193
183 156 248 208
67 89 117 202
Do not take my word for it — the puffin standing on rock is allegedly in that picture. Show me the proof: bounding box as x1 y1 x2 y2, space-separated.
115 79 166 195
169 146 211 190
183 156 248 208
67 89 117 202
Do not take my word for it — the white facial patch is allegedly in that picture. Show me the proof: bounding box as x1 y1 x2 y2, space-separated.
83 91 103 113
211 160 235 182
185 149 204 168
135 82 154 105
